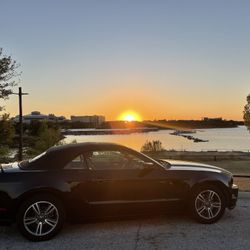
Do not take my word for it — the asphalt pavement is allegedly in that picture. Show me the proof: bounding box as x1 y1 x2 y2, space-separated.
0 192 249 250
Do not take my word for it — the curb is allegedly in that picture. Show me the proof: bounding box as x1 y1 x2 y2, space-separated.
239 191 250 199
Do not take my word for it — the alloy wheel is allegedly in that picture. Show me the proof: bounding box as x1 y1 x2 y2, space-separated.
195 190 222 220
23 201 59 237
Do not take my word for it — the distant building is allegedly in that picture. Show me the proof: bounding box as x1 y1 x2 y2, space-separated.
70 115 105 125
47 114 66 122
14 111 66 123
203 117 223 122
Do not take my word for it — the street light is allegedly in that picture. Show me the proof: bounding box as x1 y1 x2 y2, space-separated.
12 87 29 161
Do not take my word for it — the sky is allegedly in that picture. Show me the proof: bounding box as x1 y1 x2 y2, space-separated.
1 0 250 121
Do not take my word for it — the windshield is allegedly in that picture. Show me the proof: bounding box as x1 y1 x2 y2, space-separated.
29 151 47 163
19 151 47 169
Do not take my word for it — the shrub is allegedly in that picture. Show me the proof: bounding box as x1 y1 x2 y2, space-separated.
0 146 10 163
25 123 62 157
141 140 165 152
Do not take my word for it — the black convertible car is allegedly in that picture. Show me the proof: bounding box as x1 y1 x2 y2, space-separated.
0 142 238 241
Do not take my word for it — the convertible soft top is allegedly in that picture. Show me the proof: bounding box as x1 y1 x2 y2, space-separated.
25 142 135 170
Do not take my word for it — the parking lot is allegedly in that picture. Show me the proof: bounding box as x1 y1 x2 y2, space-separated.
0 192 249 250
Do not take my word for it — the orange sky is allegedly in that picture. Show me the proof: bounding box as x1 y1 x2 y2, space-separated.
5 82 246 121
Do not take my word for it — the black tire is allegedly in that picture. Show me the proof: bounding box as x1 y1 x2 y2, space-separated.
190 185 226 224
17 194 65 241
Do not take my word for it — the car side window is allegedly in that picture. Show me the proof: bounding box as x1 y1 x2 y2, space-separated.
64 154 87 169
85 150 149 170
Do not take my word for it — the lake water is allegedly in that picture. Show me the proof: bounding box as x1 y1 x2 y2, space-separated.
64 126 250 152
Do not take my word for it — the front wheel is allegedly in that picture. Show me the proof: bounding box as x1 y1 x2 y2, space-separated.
17 194 65 241
190 186 226 224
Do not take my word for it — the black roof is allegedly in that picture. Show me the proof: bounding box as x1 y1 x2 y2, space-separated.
47 142 126 153
26 142 134 170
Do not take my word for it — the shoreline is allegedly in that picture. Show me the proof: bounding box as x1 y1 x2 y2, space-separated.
61 127 159 135
144 150 250 161
61 125 244 136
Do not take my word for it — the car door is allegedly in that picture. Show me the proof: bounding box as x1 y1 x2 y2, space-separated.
84 147 176 215
60 153 93 218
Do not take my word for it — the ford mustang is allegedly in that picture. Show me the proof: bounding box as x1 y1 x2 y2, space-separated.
0 142 238 241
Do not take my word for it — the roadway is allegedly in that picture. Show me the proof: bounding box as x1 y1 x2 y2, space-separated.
0 192 249 250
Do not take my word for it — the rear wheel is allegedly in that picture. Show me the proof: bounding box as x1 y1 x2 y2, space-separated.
190 185 226 223
17 194 65 241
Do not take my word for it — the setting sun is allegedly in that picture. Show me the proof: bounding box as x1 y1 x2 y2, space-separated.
118 111 142 122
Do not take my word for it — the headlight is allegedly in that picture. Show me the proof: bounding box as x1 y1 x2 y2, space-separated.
229 177 233 187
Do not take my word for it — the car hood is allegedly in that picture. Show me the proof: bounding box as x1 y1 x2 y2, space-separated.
161 159 232 175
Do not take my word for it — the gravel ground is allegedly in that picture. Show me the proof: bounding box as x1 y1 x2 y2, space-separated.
0 192 249 250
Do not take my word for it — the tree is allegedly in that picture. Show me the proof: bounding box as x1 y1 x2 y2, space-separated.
243 94 250 132
0 113 15 145
0 145 10 163
0 48 20 111
141 140 165 153
28 120 48 136
34 127 62 153
0 113 15 162
25 122 63 157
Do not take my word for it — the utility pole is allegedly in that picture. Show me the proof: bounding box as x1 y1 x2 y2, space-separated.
13 87 29 161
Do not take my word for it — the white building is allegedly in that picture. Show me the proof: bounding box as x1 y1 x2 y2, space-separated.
70 115 105 125
14 111 66 123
